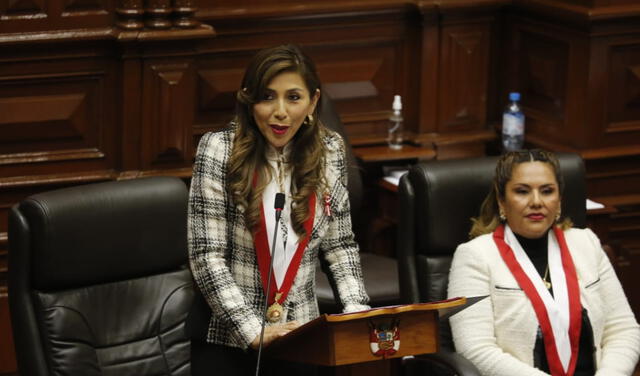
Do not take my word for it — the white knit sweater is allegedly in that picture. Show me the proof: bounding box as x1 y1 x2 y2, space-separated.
448 228 640 376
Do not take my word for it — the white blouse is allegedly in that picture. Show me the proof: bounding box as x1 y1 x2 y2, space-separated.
262 145 300 288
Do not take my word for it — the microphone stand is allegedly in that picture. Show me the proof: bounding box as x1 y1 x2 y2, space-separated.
255 193 285 376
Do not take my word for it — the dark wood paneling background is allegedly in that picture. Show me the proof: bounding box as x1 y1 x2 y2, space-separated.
1 0 640 373
503 3 640 331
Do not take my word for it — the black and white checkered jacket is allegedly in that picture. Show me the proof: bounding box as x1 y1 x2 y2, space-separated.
188 126 370 349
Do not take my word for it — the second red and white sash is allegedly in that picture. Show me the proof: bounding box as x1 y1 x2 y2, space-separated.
493 224 582 376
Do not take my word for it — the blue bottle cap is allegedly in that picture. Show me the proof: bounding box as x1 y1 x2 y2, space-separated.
509 92 520 101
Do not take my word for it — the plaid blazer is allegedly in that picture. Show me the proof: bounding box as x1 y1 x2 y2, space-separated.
188 126 370 349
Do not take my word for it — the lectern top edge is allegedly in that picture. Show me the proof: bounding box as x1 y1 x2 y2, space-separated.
326 296 467 322
265 296 482 366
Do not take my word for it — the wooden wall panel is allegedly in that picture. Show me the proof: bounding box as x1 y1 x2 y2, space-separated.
196 6 421 146
585 154 640 208
0 58 118 179
415 3 502 157
316 42 413 141
0 0 47 19
518 31 569 126
438 23 491 132
606 42 640 135
507 5 640 159
196 65 243 131
505 19 582 148
577 33 640 151
142 59 196 169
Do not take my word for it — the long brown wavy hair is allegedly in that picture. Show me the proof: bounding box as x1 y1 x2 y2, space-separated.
469 149 572 238
227 44 327 238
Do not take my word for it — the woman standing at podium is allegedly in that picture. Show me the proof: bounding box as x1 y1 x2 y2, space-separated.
448 149 640 376
187 44 370 375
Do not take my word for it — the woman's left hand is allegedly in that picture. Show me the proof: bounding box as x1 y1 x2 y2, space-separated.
249 321 300 349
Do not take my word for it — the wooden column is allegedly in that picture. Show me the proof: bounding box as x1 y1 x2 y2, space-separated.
145 0 173 29
173 0 199 28
117 0 145 30
415 0 506 159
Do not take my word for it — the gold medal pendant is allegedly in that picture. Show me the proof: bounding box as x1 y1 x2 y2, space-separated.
266 302 283 323
543 265 552 290
266 292 284 323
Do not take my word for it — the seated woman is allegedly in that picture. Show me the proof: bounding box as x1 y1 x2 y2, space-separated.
448 149 640 376
187 44 370 376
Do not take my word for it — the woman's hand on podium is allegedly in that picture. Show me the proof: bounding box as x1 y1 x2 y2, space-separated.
250 321 300 350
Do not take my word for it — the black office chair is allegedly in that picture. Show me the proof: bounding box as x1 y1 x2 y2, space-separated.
8 176 193 376
315 93 401 313
397 153 586 375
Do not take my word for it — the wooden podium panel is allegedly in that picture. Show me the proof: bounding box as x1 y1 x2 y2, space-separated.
266 298 468 366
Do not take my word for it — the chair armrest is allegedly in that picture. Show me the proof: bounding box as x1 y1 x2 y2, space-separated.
402 352 481 376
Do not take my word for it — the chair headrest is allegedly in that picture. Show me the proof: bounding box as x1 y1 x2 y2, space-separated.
407 153 586 256
17 177 188 291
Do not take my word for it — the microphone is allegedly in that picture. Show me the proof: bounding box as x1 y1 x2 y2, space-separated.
255 193 285 376
274 192 285 220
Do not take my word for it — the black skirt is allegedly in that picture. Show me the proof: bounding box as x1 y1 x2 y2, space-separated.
191 340 318 376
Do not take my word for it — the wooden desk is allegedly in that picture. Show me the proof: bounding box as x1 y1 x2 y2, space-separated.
589 195 640 321
353 145 436 163
586 205 617 246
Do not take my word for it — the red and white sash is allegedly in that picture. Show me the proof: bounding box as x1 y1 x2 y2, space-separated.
493 224 582 376
254 194 316 314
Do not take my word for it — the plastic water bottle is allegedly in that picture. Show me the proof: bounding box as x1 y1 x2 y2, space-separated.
388 95 403 150
502 92 525 152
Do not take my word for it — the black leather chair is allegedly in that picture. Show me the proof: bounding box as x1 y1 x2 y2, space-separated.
315 93 401 313
397 153 586 375
8 176 193 376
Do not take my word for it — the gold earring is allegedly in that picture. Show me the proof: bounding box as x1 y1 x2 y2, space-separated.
556 210 561 222
304 114 314 125
499 210 506 222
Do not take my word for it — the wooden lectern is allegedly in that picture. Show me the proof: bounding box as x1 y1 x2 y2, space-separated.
265 296 477 369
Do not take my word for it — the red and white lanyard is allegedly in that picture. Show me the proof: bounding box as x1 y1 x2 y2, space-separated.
254 193 315 316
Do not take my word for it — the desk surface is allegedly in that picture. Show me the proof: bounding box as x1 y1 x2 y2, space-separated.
353 144 436 163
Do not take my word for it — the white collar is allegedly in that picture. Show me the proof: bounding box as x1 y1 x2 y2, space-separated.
265 143 292 162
